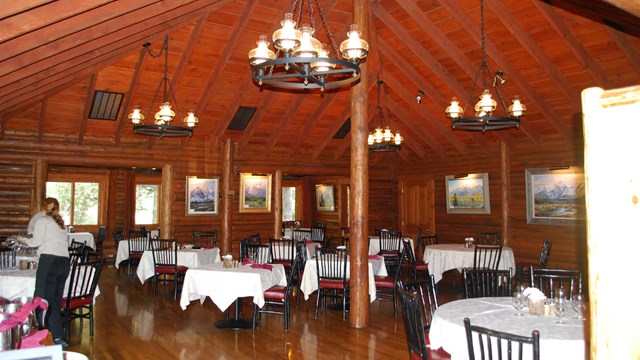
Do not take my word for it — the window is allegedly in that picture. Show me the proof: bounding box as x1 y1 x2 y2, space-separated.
282 186 296 221
46 181 99 225
136 184 159 225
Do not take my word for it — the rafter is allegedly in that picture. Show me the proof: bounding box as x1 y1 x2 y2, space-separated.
79 75 97 145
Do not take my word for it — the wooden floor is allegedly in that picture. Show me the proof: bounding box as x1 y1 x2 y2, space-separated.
65 263 462 359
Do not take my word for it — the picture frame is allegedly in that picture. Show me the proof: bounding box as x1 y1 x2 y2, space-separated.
445 173 491 214
239 173 272 213
525 167 586 225
186 176 219 216
315 184 335 211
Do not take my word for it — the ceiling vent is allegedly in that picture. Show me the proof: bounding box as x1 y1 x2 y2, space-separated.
333 118 351 139
88 91 124 120
227 106 257 130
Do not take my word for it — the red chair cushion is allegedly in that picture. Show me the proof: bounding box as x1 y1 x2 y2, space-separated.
156 265 188 274
264 285 287 300
380 250 400 257
319 279 344 289
62 297 92 310
130 253 142 259
415 262 429 271
374 276 395 289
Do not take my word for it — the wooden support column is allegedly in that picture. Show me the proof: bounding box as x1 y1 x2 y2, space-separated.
160 164 173 238
274 169 283 238
349 0 370 329
500 142 510 246
221 139 234 255
33 159 47 214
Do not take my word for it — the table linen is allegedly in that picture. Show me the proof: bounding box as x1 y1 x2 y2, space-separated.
429 297 585 360
136 247 221 283
425 244 516 283
0 268 101 301
300 256 388 302
179 262 287 311
67 232 95 250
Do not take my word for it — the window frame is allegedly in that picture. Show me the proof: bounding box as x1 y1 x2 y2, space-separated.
46 173 108 231
134 174 161 229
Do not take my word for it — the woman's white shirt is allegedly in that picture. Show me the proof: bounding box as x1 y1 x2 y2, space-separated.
28 216 69 258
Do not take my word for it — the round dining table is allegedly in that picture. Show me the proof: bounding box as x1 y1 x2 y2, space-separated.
424 243 516 283
429 297 587 360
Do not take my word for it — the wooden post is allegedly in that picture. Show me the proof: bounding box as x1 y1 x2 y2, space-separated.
500 142 510 246
274 169 283 239
349 0 369 328
33 159 47 214
160 164 173 238
221 139 234 255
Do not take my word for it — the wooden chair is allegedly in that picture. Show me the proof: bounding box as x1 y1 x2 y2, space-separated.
151 239 187 299
476 231 501 246
310 225 325 243
315 248 349 320
253 256 299 331
94 225 107 257
530 267 582 299
291 229 310 241
405 238 429 281
240 243 271 264
464 318 540 360
269 238 295 272
473 244 503 270
68 239 87 264
401 275 439 331
191 230 217 248
516 240 552 286
126 230 148 280
374 247 405 316
462 268 512 299
62 257 104 342
376 229 403 273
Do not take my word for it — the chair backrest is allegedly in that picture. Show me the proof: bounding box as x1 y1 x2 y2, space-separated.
473 244 503 270
127 230 148 254
65 257 104 304
463 268 512 299
0 248 16 269
312 221 325 227
68 239 87 264
112 228 123 247
151 239 178 268
538 240 552 267
139 224 148 238
402 275 439 329
476 231 502 246
379 229 402 252
241 243 271 264
269 238 295 264
530 267 582 299
95 225 107 251
192 230 217 248
315 248 348 285
398 286 429 360
294 240 308 269
310 226 325 242
322 235 334 249
291 229 310 241
403 238 417 266
464 317 540 360
248 233 261 243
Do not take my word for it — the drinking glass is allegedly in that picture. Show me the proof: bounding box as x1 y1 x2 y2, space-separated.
512 291 525 316
572 293 586 320
554 296 567 324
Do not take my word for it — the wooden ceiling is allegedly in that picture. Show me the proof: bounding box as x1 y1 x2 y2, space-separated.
1 0 639 161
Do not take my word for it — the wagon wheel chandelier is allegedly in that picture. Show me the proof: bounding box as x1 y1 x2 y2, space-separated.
445 0 525 131
248 0 369 91
128 35 198 137
368 77 402 152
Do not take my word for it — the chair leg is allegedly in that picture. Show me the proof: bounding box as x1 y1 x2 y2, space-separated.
89 305 94 336
315 289 321 319
252 304 258 330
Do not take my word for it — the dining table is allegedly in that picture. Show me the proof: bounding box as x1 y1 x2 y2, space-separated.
179 262 287 330
424 243 516 283
299 255 388 302
429 297 586 360
67 231 95 250
135 247 221 283
367 236 414 256
0 266 101 301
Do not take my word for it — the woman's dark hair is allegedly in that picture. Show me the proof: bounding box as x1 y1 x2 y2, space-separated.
42 197 65 229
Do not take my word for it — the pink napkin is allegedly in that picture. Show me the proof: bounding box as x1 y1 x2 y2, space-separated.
305 240 314 245
0 315 23 332
368 254 381 260
242 258 254 265
250 263 273 271
202 244 214 249
19 329 49 349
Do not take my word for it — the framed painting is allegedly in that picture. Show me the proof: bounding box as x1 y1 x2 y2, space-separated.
239 173 272 213
445 173 491 214
526 167 585 225
316 184 335 211
186 176 219 216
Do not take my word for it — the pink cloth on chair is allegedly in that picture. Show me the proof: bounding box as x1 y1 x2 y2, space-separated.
20 329 49 349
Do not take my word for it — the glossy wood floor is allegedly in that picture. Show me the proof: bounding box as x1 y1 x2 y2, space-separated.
65 264 461 359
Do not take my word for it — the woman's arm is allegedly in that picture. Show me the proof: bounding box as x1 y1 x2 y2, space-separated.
26 217 48 248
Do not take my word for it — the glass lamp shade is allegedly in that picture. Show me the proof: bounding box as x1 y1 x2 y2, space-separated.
183 111 199 128
474 90 497 116
374 128 383 143
367 133 374 145
383 127 392 142
294 25 320 58
154 102 175 125
129 106 145 125
249 35 276 65
273 13 301 52
508 97 527 118
340 24 369 62
394 132 402 145
446 98 463 119
311 44 337 72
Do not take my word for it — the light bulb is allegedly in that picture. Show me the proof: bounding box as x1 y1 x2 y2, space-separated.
128 106 145 125
183 111 199 128
294 25 320 58
340 24 369 62
446 98 462 119
273 13 300 52
367 133 374 145
383 127 392 142
476 89 496 114
374 128 383 143
154 102 175 125
508 96 526 118
248 35 276 65
394 132 402 145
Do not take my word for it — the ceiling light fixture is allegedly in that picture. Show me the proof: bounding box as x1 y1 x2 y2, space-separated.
128 35 198 137
248 0 369 91
416 90 424 104
445 0 525 132
368 77 402 152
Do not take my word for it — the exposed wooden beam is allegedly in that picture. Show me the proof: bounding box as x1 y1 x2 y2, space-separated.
79 75 97 144
115 46 149 145
608 28 640 74
38 100 47 142
264 95 306 153
289 92 340 155
238 91 278 152
0 0 55 21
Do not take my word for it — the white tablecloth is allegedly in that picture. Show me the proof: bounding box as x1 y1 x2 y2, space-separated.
425 244 516 283
283 228 311 240
367 236 414 256
430 297 586 360
68 232 95 249
114 240 130 269
0 267 101 301
300 256 388 302
136 248 221 283
179 262 287 312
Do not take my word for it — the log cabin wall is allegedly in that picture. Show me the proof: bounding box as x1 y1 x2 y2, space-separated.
0 161 35 238
394 135 587 275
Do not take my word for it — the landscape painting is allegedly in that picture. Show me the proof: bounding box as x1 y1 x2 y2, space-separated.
240 173 272 213
526 167 585 225
186 176 218 215
445 173 491 214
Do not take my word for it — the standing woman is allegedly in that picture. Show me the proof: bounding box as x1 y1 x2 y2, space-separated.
26 197 70 347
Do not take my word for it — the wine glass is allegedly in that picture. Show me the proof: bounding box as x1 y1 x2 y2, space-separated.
554 296 568 324
572 293 586 320
512 291 525 316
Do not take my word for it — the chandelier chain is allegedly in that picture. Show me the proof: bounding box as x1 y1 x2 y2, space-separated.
314 0 340 55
